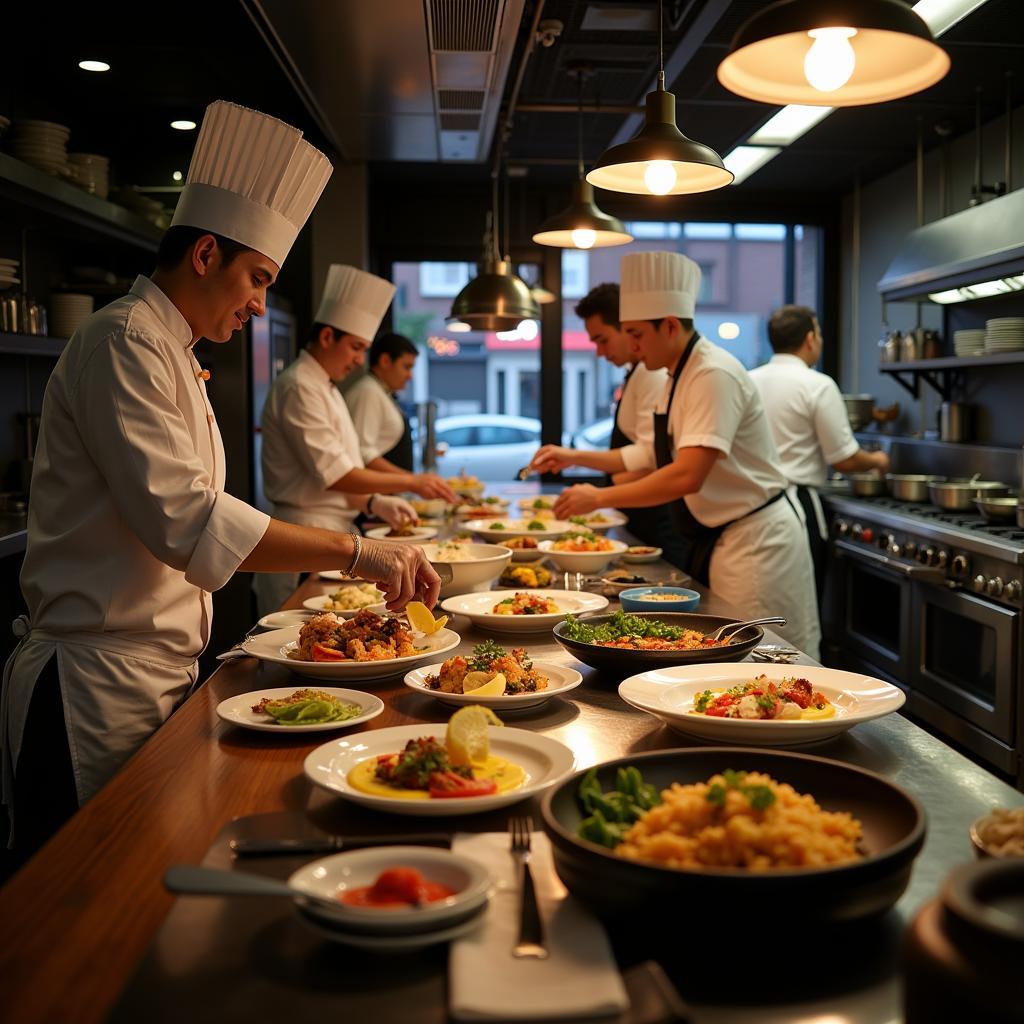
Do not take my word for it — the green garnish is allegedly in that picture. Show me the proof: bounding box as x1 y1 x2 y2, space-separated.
257 691 361 726
489 521 505 529
527 519 545 530
755 693 776 711
705 769 777 812
469 639 508 673
694 689 714 713
576 766 662 848
561 611 685 644
569 515 588 525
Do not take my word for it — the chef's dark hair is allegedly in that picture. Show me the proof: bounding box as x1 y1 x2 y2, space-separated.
768 305 817 353
155 226 252 270
370 332 418 366
305 323 345 345
574 283 620 329
649 317 695 332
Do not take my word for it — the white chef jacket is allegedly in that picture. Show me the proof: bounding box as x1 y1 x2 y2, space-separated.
260 349 362 529
749 354 859 488
614 362 665 454
345 371 406 464
2 275 270 814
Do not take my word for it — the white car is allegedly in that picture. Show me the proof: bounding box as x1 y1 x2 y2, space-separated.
432 414 543 482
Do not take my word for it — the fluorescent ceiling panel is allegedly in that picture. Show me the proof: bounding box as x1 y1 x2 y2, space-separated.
723 146 783 185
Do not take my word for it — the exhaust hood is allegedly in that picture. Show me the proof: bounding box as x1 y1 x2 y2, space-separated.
878 188 1024 302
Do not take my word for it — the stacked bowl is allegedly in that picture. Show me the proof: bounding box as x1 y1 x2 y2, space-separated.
67 153 110 199
984 317 1024 354
9 119 70 176
953 329 985 356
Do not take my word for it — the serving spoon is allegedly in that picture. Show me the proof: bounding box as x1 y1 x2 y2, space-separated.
705 616 787 643
164 864 351 912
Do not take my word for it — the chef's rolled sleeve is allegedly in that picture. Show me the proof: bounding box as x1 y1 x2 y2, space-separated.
816 382 861 466
277 384 359 489
619 441 655 472
186 491 269 592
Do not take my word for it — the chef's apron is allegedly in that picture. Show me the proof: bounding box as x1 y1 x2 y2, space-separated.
794 484 828 601
608 366 692 568
652 332 788 586
381 396 415 472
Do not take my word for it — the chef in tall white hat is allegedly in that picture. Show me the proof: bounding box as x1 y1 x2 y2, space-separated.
1 101 440 865
531 250 820 658
254 264 457 615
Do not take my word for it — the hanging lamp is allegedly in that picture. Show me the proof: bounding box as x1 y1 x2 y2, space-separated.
586 0 732 196
533 68 632 249
717 0 949 107
449 171 540 331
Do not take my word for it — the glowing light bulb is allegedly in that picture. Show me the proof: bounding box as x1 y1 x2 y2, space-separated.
517 320 538 341
570 228 596 249
643 160 677 195
804 28 857 93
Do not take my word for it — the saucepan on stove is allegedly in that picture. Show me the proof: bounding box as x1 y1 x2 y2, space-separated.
974 494 1019 523
887 474 945 503
847 472 888 497
928 479 1008 511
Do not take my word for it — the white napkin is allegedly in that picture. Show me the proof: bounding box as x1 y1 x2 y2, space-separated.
449 832 629 1022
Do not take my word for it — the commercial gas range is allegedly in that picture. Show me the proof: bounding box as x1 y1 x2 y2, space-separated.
821 493 1023 785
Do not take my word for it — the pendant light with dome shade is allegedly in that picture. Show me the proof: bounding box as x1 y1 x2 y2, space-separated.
716 0 950 107
585 0 733 196
448 166 540 332
532 67 633 249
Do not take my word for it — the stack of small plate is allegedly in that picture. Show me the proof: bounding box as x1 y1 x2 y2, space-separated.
984 317 1024 353
0 257 20 289
67 153 109 199
953 329 985 356
9 119 70 176
50 293 94 338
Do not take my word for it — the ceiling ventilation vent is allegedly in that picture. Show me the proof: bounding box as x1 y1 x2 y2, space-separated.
438 89 486 111
439 113 482 131
428 0 499 51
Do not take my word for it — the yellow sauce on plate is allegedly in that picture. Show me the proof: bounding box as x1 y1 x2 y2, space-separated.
347 755 526 800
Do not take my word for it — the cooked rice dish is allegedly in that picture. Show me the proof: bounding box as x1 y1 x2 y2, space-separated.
975 807 1024 856
552 532 614 553
292 610 415 662
617 770 863 870
426 541 477 562
321 583 385 611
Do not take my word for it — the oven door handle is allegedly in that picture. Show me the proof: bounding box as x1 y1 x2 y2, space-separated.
833 538 950 582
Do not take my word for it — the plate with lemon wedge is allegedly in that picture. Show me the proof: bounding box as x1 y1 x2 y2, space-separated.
304 706 576 816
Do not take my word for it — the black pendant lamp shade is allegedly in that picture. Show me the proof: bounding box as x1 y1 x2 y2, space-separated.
717 0 950 107
532 179 633 249
449 258 540 332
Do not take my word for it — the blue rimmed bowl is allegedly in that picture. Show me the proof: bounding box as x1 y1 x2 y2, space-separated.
619 586 701 613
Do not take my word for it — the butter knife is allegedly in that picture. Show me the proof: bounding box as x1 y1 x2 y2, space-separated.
230 832 451 856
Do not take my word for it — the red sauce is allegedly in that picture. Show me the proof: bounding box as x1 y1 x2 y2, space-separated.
340 866 457 908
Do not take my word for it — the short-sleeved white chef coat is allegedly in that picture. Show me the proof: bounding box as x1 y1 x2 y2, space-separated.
345 371 405 464
614 362 665 454
3 275 270 810
748 353 859 488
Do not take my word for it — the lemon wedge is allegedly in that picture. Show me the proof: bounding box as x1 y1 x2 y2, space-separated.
463 672 507 697
405 601 447 635
446 705 503 766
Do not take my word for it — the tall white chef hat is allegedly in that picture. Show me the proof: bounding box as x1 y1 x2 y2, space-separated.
619 251 702 322
170 100 333 269
314 264 397 340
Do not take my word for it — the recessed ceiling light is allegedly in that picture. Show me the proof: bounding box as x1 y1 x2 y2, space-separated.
78 60 110 72
913 0 988 36
172 171 183 182
170 120 197 131
748 105 834 146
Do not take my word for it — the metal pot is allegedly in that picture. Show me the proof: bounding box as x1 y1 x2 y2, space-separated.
939 402 972 443
842 395 875 431
928 479 1008 511
887 474 946 503
848 472 888 497
974 494 1019 522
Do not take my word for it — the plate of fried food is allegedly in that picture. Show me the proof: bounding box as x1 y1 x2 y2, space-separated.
440 589 608 633
404 639 583 710
243 609 460 681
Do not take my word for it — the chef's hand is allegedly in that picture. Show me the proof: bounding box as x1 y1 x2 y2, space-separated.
411 473 458 503
554 484 602 519
357 538 441 610
372 494 418 529
528 445 577 475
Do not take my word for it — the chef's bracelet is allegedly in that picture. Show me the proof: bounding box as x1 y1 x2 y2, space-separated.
343 531 362 577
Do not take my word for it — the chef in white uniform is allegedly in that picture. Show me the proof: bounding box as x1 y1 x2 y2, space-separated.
255 267 456 614
1 101 439 862
750 304 890 600
532 252 820 659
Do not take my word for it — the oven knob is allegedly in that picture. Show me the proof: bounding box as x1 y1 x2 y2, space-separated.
1006 580 1022 602
889 542 902 557
936 549 949 569
836 519 850 537
851 523 863 541
861 527 874 544
903 541 917 559
879 533 894 551
951 554 969 578
973 574 986 593
986 577 1004 597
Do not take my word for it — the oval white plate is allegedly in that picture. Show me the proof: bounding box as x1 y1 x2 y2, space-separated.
302 594 388 618
404 660 583 710
216 686 384 733
364 526 439 543
618 662 906 746
517 497 555 511
440 589 608 633
243 625 461 681
463 518 576 542
257 609 314 629
621 546 663 564
567 509 628 532
304 724 576 816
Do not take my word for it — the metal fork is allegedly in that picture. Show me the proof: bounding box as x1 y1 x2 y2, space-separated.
509 816 548 959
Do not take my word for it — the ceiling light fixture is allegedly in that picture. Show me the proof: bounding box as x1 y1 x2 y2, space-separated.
585 0 732 195
722 145 783 185
929 274 1024 304
172 170 183 182
747 104 835 145
717 0 950 107
78 60 110 73
170 119 197 131
913 0 988 37
533 67 632 249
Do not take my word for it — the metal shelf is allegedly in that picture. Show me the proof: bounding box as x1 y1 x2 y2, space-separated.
0 529 27 559
0 333 66 358
879 350 1024 399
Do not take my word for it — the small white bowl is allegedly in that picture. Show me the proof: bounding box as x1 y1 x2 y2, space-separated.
364 526 439 543
621 545 663 564
257 609 314 629
302 594 387 618
499 540 545 562
418 542 512 599
538 538 628 574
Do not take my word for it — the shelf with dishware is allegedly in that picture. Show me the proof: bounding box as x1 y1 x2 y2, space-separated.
0 333 66 358
879 350 1024 399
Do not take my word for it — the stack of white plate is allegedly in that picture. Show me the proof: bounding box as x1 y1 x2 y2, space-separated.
953 329 986 356
9 119 70 176
984 317 1024 353
0 257 20 289
50 293 94 338
67 153 109 199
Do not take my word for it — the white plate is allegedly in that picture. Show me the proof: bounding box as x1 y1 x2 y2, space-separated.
257 609 314 629
304 724 576 816
440 589 608 633
317 569 374 583
538 538 629 574
243 624 461 681
364 526 439 543
404 660 583 710
621 546 663 564
302 594 388 618
567 509 628 532
463 518 576 542
297 905 485 950
517 497 555 511
503 545 548 563
618 662 906 746
216 686 384 733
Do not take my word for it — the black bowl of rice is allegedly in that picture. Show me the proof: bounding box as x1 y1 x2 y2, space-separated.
541 746 925 926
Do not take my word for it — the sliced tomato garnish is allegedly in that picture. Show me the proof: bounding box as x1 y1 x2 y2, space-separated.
428 770 497 799
312 643 346 662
